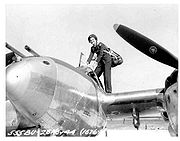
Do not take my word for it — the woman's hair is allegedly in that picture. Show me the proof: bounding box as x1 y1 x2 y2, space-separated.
88 34 97 42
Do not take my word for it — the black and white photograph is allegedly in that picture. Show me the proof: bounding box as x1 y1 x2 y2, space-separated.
4 2 178 138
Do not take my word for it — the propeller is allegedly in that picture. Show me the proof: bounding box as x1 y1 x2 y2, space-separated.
113 24 178 69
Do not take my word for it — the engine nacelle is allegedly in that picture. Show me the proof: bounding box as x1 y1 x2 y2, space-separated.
164 70 178 136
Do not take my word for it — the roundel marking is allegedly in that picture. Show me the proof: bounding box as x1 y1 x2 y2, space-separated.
149 46 157 54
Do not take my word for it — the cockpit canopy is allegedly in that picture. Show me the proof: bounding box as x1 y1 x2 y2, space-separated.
77 66 104 90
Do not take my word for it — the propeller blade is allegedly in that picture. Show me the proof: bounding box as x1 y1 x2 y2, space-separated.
113 24 178 69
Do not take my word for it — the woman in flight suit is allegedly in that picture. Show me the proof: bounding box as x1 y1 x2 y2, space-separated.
86 34 112 93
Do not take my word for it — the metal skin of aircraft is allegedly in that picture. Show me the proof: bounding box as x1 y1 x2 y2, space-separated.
6 24 178 137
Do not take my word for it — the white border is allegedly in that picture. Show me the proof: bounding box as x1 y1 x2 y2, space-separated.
1 0 179 141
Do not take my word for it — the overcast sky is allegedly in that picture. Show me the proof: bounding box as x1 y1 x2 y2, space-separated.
6 4 178 93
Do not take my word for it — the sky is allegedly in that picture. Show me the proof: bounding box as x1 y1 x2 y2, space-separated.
5 4 178 93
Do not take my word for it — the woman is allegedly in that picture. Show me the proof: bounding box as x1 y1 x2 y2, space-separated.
86 34 112 93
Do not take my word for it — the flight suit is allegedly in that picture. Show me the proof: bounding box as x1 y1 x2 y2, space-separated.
87 42 112 93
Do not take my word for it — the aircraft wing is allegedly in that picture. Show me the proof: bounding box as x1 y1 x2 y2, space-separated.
100 88 166 129
106 108 168 130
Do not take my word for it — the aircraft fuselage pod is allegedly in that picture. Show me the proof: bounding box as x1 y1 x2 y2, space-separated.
6 56 106 136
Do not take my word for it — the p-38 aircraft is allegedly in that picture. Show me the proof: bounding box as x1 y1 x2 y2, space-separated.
6 24 178 136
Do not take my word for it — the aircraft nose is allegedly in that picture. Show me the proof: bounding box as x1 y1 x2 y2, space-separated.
6 61 30 101
6 57 57 124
